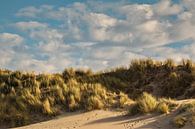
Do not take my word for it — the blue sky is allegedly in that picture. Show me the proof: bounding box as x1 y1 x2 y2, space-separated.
0 0 195 72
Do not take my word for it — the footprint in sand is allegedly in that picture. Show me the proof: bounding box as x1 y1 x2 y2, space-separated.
123 120 148 129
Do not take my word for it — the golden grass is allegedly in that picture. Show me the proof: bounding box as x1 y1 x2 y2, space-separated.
137 92 158 113
157 102 169 114
173 115 187 128
42 99 53 115
129 93 177 115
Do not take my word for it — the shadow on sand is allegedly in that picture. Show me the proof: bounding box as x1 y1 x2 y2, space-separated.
85 112 179 129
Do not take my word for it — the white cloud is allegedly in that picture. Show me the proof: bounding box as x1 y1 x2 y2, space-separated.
153 0 182 16
138 20 159 33
119 4 153 21
1 0 193 72
87 13 117 28
15 21 48 30
0 33 23 47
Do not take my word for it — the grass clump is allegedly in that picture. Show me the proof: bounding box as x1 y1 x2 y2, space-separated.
157 102 169 114
158 98 177 112
137 92 157 113
118 92 132 108
129 93 177 115
173 115 187 128
172 101 195 128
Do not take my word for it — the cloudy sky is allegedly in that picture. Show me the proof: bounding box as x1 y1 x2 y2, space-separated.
0 0 195 72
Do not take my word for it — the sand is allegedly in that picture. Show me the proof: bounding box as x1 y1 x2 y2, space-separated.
12 99 195 129
12 110 191 129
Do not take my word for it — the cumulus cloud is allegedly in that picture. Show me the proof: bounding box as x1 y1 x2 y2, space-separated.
153 0 182 16
0 33 23 47
0 0 194 72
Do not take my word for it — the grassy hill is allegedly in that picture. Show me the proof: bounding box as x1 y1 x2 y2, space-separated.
0 59 195 127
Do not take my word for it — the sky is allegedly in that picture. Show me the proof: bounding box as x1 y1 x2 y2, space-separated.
0 0 195 73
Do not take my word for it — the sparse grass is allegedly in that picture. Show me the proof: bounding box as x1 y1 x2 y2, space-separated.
173 101 195 128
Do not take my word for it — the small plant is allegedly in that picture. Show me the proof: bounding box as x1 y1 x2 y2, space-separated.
157 102 169 114
118 92 130 108
137 92 157 113
158 98 177 111
173 115 187 128
128 92 158 115
179 101 195 113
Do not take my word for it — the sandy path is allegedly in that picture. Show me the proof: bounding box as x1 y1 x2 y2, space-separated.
14 110 127 129
13 99 195 129
13 110 178 129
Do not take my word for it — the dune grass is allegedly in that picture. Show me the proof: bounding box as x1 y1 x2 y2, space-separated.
173 101 195 128
129 92 177 115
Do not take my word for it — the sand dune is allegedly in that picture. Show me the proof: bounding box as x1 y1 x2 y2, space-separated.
12 100 195 129
13 110 191 129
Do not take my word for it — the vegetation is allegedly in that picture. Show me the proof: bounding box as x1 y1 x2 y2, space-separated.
129 92 176 115
0 59 194 127
173 101 195 128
